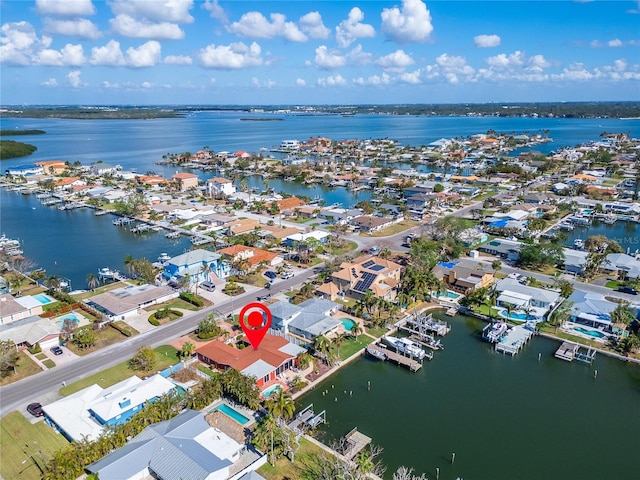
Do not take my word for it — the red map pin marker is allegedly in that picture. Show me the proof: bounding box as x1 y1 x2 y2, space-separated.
238 302 272 350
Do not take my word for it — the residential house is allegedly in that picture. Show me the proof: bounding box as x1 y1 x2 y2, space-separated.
172 172 199 192
320 256 401 301
566 291 622 329
162 249 231 285
349 215 395 233
269 298 342 339
601 253 640 280
0 314 60 349
405 193 435 219
432 260 494 294
478 238 522 262
44 375 176 442
0 294 44 325
87 284 179 321
494 278 560 320
35 160 67 174
218 245 283 271
86 409 267 480
5 164 44 176
207 177 236 197
281 231 331 249
90 163 119 176
562 248 589 275
317 207 362 225
458 228 489 248
223 218 262 236
196 334 305 389
52 176 84 192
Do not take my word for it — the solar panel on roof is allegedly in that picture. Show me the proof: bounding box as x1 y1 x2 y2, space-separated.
369 264 385 271
362 260 375 268
354 271 376 292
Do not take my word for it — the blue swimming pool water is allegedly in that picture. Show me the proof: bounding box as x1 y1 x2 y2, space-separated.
57 313 79 328
437 291 461 299
34 294 52 304
341 318 356 331
214 403 251 424
261 384 283 398
573 326 606 338
500 310 535 321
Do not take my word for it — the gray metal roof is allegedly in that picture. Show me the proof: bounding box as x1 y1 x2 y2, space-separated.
298 297 339 315
289 313 342 337
269 300 301 322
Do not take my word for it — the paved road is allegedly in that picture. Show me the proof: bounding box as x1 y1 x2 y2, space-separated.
0 268 319 418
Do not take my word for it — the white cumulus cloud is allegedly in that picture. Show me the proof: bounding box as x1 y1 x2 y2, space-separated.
41 77 58 87
110 15 186 39
314 45 347 69
399 69 422 84
353 73 391 86
36 0 95 17
336 7 375 48
381 0 433 44
203 0 228 23
474 34 500 48
164 54 192 65
296 78 306 86
317 74 347 86
67 70 84 88
486 50 526 69
608 39 623 47
89 39 126 66
377 49 414 71
109 0 194 24
0 21 41 65
227 12 307 41
43 18 101 39
299 12 330 39
37 43 86 66
198 41 263 69
125 40 161 67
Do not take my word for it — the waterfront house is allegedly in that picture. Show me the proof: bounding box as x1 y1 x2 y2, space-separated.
281 231 330 249
5 164 44 176
86 409 266 480
206 177 236 197
561 248 589 275
601 253 640 280
566 291 620 328
0 314 60 349
321 256 401 301
196 334 305 389
223 218 262 235
270 298 342 339
0 293 44 325
87 284 179 321
218 245 283 271
44 374 176 442
89 163 119 176
477 238 522 262
432 260 494 294
494 278 560 320
172 172 199 191
162 249 231 285
35 160 67 174
317 207 362 225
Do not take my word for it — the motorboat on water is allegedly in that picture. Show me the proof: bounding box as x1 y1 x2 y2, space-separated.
573 238 584 250
98 267 118 279
383 336 428 360
157 252 171 263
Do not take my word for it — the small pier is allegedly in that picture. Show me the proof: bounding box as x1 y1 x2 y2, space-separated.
192 235 212 245
405 312 451 336
288 404 326 432
555 341 597 364
113 217 135 226
341 427 372 461
166 230 182 239
131 223 153 234
445 306 458 316
494 325 534 356
370 342 422 372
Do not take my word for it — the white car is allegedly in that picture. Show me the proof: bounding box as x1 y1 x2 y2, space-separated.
281 272 294 279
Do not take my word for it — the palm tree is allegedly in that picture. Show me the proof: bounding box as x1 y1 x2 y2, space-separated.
350 322 363 338
266 389 296 422
123 254 134 277
181 342 195 359
491 259 502 276
44 275 60 291
86 273 99 291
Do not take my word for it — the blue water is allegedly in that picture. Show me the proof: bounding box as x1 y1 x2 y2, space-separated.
573 326 606 338
56 313 79 328
2 113 639 288
261 384 283 398
214 403 251 424
33 293 52 304
500 310 535 321
341 318 357 331
437 291 461 299
563 219 640 253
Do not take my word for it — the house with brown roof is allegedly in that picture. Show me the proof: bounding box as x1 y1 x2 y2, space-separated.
171 172 199 191
271 196 307 213
349 215 396 233
135 174 168 187
52 176 84 192
35 160 67 174
196 334 305 389
318 255 402 301
432 260 494 295
218 245 283 270
222 218 261 235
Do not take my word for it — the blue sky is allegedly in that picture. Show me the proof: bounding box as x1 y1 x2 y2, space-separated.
1 0 639 105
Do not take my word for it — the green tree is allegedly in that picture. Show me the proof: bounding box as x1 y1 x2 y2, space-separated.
197 313 223 340
265 388 296 422
73 327 97 349
550 300 574 333
86 273 99 290
129 346 156 372
0 339 19 376
610 304 635 326
180 342 196 359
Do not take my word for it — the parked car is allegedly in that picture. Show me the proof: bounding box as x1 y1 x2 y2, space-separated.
50 346 63 356
27 402 44 417
265 271 277 280
281 272 294 279
200 281 216 292
264 282 271 289
257 293 272 301
617 286 638 295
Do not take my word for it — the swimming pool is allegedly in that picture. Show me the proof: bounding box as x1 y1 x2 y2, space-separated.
572 326 606 338
34 293 53 304
437 291 461 299
499 310 535 321
213 403 251 425
261 384 282 398
341 318 356 331
57 313 80 328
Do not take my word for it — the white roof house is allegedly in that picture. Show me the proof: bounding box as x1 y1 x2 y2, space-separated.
44 375 176 442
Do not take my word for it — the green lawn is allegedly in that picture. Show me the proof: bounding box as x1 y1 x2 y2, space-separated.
65 326 130 356
60 345 179 395
258 437 326 480
0 352 42 386
42 359 56 369
0 411 70 480
147 298 200 312
198 365 217 377
370 220 418 237
337 334 374 360
365 325 388 338
325 240 358 256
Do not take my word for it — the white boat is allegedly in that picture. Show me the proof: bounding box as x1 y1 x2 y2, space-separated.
158 253 171 263
98 267 118 279
383 336 428 360
573 239 584 250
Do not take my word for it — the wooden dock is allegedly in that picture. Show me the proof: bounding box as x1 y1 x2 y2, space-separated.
555 341 597 364
288 404 326 432
405 312 451 336
369 343 422 371
341 427 372 460
495 324 533 356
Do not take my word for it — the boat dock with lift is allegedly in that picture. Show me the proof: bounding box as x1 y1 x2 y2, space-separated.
483 322 534 356
340 427 372 461
288 404 326 432
554 341 597 364
365 340 424 371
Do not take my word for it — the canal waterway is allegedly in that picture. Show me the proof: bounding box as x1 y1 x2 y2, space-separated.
563 219 640 253
299 312 640 480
